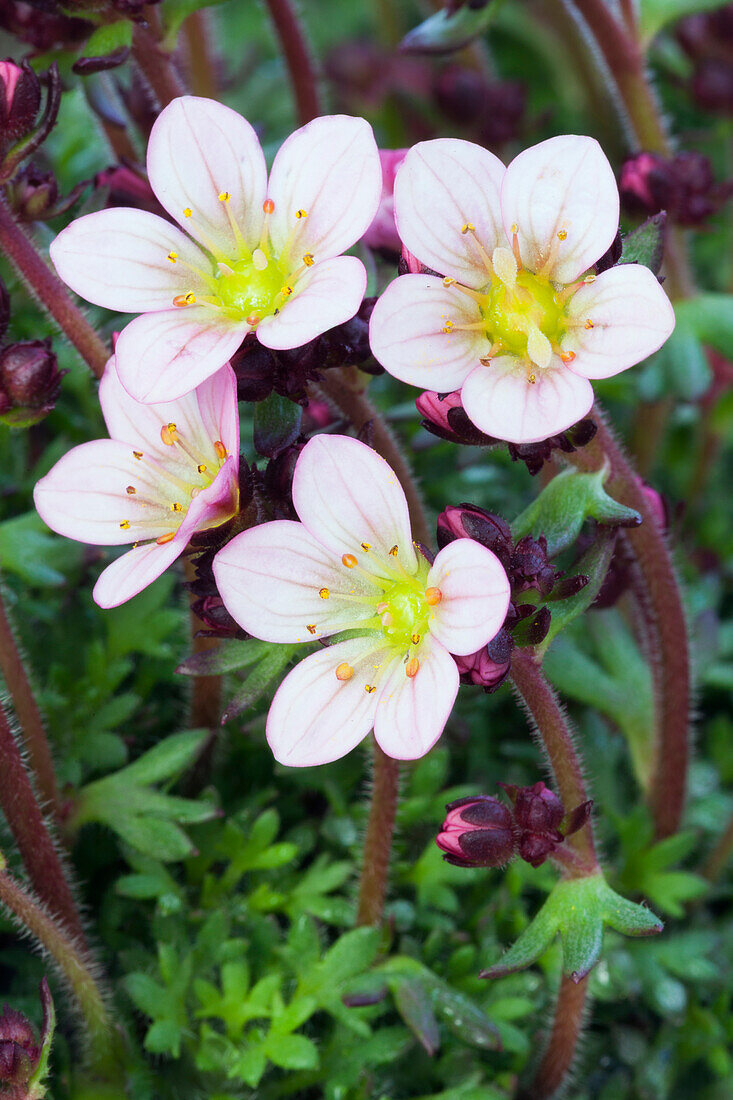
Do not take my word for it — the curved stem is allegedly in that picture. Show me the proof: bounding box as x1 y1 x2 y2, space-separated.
0 586 61 822
132 9 187 110
0 197 108 378
356 741 400 926
312 370 430 544
264 0 321 124
510 649 598 871
517 975 588 1100
0 701 85 944
183 8 218 99
566 406 690 838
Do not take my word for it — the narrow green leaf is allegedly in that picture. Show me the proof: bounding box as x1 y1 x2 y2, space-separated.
620 214 666 274
400 3 495 54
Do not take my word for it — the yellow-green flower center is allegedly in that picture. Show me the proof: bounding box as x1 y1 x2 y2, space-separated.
380 579 431 648
214 254 290 321
482 269 567 359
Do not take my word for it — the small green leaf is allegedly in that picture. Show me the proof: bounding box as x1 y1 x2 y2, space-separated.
108 729 209 786
78 21 133 62
539 531 616 652
400 3 496 54
264 1032 319 1070
392 977 441 1055
620 214 666 275
176 640 269 677
639 0 721 42
253 392 302 458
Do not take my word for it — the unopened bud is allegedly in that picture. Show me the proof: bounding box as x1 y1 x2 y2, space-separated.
437 795 516 867
0 978 53 1093
8 162 58 221
416 389 496 446
362 149 407 254
454 647 511 692
499 781 592 868
0 339 65 426
437 503 512 562
0 58 40 144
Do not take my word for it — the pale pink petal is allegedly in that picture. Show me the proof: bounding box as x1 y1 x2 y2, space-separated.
369 273 485 391
362 148 408 252
114 309 247 403
461 356 594 444
256 256 366 351
93 538 185 609
147 96 267 254
267 115 382 263
178 454 239 536
213 520 377 644
563 264 675 379
50 209 211 312
393 138 505 289
374 636 459 760
33 440 170 545
292 434 417 571
501 135 619 283
266 637 389 766
427 539 510 656
100 360 239 464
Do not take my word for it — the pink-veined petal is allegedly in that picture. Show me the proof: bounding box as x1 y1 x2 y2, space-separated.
177 453 240 537
257 256 366 351
266 637 389 766
461 356 594 444
100 359 239 465
427 539 510 656
374 635 459 760
33 439 171 545
213 520 377 644
501 135 619 284
50 209 211 312
292 434 417 571
393 138 505 289
369 273 484 391
267 115 381 263
93 538 185 609
147 95 267 254
115 308 247 403
564 264 676 379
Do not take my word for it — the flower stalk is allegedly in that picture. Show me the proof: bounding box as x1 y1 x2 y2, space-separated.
517 974 588 1100
356 741 400 926
131 8 186 110
264 0 321 124
0 197 107 378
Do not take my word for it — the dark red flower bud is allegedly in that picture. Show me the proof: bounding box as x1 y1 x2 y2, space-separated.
437 503 512 561
191 595 246 640
437 795 516 867
434 66 525 147
454 647 511 691
0 978 53 1091
620 150 731 226
498 782 592 867
0 58 40 143
692 59 733 114
95 161 164 216
8 161 57 220
231 336 277 403
512 781 565 833
0 3 91 53
416 389 497 446
0 338 65 425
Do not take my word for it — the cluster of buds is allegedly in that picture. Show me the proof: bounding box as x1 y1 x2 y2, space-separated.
0 3 91 54
0 280 65 427
232 298 380 406
433 65 525 149
619 150 732 227
436 783 592 869
0 978 54 1099
676 5 733 116
0 58 61 183
5 162 87 222
436 503 588 688
416 389 597 475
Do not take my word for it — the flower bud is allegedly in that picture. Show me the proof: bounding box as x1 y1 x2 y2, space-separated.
362 149 407 254
0 978 53 1095
95 161 163 215
454 647 511 691
499 781 592 868
0 339 65 426
231 335 277 403
190 595 246 639
8 162 58 221
620 150 731 227
0 58 40 144
437 795 516 867
433 66 525 147
437 503 512 563
0 4 91 53
416 389 497 445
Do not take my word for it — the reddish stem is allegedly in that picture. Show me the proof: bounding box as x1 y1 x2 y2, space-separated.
132 9 187 110
0 701 85 943
518 975 589 1100
0 197 107 378
356 741 400 926
264 0 321 124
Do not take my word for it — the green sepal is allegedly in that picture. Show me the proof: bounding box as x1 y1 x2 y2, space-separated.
400 3 496 55
512 467 640 557
253 392 302 458
27 979 55 1100
481 874 663 983
620 214 666 275
176 639 272 678
538 530 616 653
79 21 133 63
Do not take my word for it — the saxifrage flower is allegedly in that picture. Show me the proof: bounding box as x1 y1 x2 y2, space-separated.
50 96 382 403
34 359 239 608
213 434 510 766
369 134 676 443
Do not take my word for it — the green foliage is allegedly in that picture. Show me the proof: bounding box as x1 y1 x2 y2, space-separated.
400 3 497 55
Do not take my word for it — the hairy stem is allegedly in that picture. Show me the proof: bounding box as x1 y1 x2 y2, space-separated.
0 858 122 1079
510 649 599 871
0 586 61 822
567 406 690 837
356 741 400 926
264 0 321 124
183 8 218 98
132 9 187 110
518 975 589 1100
0 198 107 378
312 370 430 544
0 701 85 943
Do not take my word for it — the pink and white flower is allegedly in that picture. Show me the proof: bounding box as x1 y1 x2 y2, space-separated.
369 135 676 444
213 434 510 767
50 97 382 403
362 148 407 253
33 359 239 608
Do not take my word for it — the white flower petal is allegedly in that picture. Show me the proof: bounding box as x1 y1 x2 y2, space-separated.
501 135 619 283
564 264 676 379
257 256 366 351
114 308 247 403
461 356 594 444
374 636 459 760
50 209 211 312
267 115 382 263
292 434 417 571
93 538 185 609
213 520 377 643
147 95 268 254
266 637 389 766
428 539 510 656
393 138 505 289
369 273 485 391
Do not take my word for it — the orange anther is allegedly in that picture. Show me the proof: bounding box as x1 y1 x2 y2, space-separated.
342 553 357 568
263 198 275 214
156 532 175 545
425 587 442 606
335 662 353 681
406 658 420 678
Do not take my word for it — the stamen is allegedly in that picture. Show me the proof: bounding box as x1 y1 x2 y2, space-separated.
584 319 594 329
303 253 314 267
389 546 398 557
306 624 317 634
335 662 353 681
558 228 568 241
156 532 175 545
443 320 454 334
425 587 442 606
365 684 376 694
319 587 330 599
411 632 421 645
197 464 207 474
406 658 419 678
480 341 504 365
460 222 494 274
342 554 357 568
246 312 261 327
295 209 308 219
560 350 576 364
173 292 197 307
361 542 371 552
167 252 178 263
214 441 228 460
133 450 143 460
263 199 275 214
510 224 523 267
461 223 475 234
126 486 136 495
218 191 231 203
171 502 183 512
443 277 486 305
528 373 536 384
120 520 130 529
184 207 193 218
280 285 293 297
